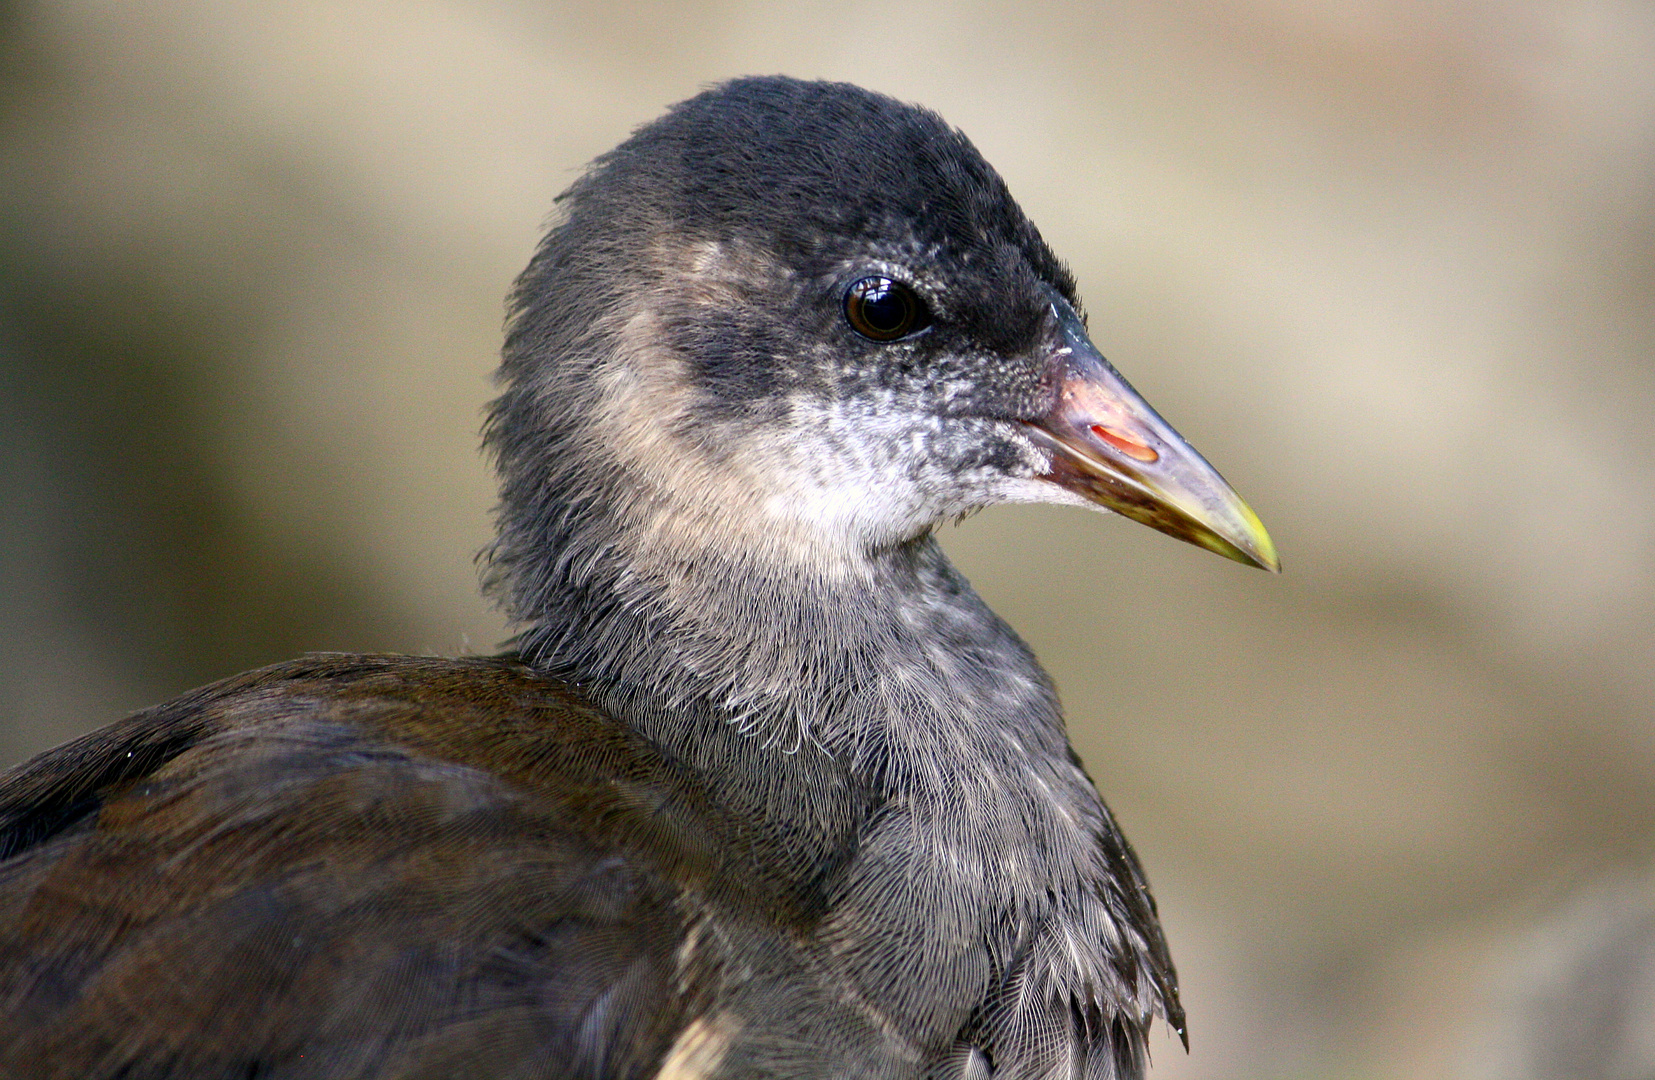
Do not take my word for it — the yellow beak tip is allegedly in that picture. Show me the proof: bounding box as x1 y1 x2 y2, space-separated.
1233 503 1281 574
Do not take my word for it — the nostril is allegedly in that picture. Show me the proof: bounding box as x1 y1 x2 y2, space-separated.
1091 424 1159 464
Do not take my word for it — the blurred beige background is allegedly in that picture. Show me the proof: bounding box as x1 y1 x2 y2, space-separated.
2 1 1652 1077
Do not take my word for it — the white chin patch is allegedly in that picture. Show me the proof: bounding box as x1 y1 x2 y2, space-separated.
758 469 935 549
989 475 1089 508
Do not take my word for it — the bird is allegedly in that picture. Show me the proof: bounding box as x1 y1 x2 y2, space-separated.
0 76 1277 1080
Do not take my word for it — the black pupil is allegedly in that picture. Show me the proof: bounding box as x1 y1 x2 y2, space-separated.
856 279 910 334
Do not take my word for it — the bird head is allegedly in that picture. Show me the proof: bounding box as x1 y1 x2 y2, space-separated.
488 77 1277 592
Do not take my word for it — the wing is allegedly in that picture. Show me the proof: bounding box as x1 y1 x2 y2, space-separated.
0 655 730 1080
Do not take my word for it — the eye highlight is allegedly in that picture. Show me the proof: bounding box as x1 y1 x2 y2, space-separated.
844 276 929 341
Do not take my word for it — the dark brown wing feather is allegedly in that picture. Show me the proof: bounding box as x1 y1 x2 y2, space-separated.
0 655 749 1080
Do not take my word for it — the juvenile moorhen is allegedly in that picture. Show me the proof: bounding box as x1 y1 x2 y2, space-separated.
0 77 1277 1080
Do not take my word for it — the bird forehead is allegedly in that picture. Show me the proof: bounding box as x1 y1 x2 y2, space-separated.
624 94 1050 271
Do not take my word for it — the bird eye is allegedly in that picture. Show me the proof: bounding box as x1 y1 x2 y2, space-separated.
844 276 929 341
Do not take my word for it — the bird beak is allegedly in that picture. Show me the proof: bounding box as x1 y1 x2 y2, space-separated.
1023 296 1280 572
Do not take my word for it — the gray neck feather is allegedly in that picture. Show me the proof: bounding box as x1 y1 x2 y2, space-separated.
506 493 1078 827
